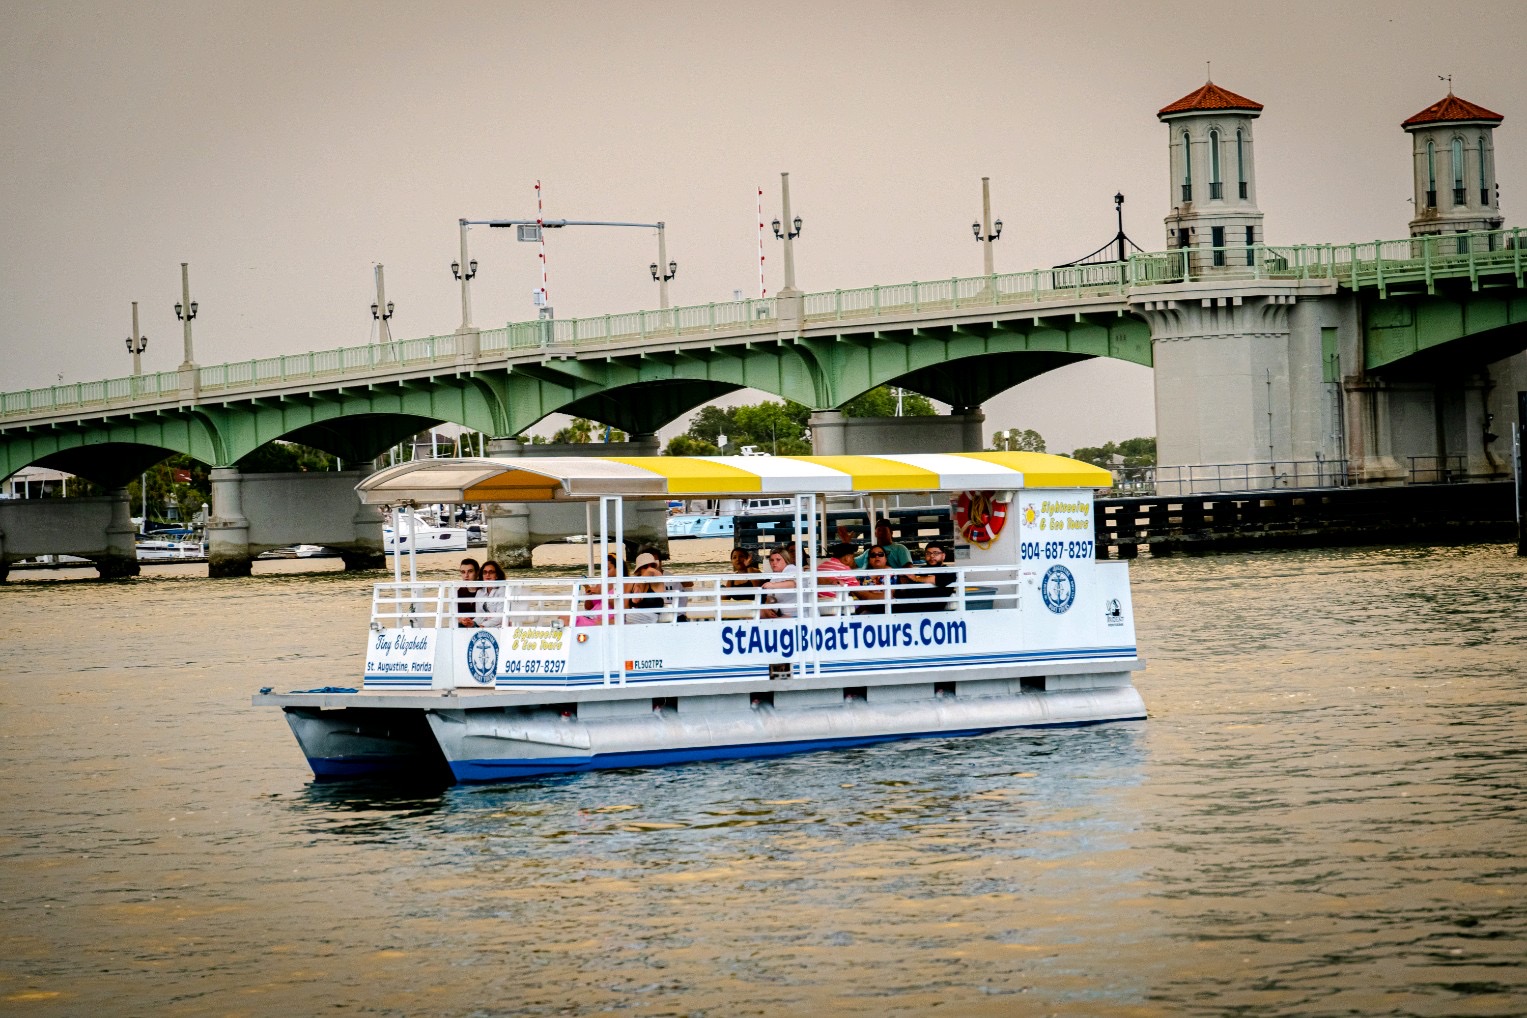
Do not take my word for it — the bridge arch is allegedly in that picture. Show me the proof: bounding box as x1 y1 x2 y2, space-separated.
500 347 824 436
0 411 224 487
800 316 1153 410
1364 289 1527 373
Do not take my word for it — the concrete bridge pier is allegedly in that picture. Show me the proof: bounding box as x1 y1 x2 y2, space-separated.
209 467 384 578
100 488 141 579
484 435 668 567
809 409 986 455
0 490 141 582
208 468 252 577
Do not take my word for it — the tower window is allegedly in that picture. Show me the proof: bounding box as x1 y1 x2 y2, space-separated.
1181 131 1192 202
1211 226 1225 266
1209 129 1222 199
1236 129 1247 198
1452 137 1465 206
1426 140 1436 208
1245 225 1255 266
1479 136 1489 206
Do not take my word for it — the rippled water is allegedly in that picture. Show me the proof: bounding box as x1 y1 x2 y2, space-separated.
1 544 1524 1015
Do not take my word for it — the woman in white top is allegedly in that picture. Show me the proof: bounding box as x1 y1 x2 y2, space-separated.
760 547 799 619
475 560 508 626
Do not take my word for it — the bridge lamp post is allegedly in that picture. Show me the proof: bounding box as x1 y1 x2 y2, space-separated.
451 219 479 332
649 222 677 310
173 262 198 371
972 177 1003 277
1113 192 1127 262
371 263 396 358
771 172 803 296
125 301 147 383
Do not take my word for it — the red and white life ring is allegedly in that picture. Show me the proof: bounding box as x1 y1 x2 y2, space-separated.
955 490 1008 548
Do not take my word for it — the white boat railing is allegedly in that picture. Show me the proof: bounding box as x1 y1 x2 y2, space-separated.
370 564 1021 630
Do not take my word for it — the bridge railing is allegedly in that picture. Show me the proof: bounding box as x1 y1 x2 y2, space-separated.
800 262 1133 322
2 229 1520 423
1128 227 1522 291
1118 459 1352 496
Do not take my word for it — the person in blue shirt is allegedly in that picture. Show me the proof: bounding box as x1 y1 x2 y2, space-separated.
854 518 910 569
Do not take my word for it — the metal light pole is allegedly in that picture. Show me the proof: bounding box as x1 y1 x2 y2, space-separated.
174 262 198 370
125 301 147 377
772 172 803 296
451 220 478 331
1114 192 1127 262
371 264 395 350
972 177 1003 276
649 222 678 310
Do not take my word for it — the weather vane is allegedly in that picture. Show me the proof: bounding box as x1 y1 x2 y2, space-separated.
1438 73 1452 91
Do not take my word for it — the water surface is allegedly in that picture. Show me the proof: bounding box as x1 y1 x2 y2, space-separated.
1 544 1524 1015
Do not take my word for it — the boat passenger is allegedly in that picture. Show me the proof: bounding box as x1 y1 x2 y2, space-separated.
760 547 798 619
576 553 624 626
815 541 861 614
894 541 956 613
636 548 693 622
855 519 911 569
456 558 481 627
854 545 894 614
476 560 507 626
720 547 764 601
624 560 667 624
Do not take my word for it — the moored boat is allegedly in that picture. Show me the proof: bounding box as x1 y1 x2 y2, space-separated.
255 452 1145 784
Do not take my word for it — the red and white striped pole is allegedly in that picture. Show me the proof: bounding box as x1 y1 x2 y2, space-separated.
535 180 548 307
757 186 766 299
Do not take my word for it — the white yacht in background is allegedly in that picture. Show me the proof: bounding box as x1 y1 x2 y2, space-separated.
383 509 468 553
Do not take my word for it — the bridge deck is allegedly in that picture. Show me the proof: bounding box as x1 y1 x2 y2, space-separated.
1 227 1521 428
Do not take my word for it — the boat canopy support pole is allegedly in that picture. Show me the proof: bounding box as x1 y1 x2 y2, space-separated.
390 506 402 585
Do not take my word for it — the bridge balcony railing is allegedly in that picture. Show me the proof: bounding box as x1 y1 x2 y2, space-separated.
801 264 1132 323
1405 455 1468 484
1130 459 1351 496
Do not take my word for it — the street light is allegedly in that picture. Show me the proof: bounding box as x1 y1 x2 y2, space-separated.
451 219 480 333
173 262 197 371
770 172 804 296
649 222 677 310
372 264 395 356
125 301 147 379
972 177 1003 276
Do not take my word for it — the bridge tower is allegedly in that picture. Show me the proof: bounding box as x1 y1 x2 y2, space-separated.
1403 90 1504 244
1158 81 1265 276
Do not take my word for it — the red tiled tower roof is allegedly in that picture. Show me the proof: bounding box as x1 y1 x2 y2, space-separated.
1157 82 1264 119
1402 93 1503 129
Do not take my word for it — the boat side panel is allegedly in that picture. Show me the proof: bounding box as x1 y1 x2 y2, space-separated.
448 716 1142 782
284 707 451 781
429 685 1147 782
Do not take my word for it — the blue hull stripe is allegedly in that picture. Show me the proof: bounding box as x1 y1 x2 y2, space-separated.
483 646 1138 689
445 714 1146 783
366 647 1140 691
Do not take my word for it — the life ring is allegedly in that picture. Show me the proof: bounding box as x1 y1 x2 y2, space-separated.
955 490 1008 548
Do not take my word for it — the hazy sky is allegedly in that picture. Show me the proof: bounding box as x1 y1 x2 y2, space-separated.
3 1 1523 453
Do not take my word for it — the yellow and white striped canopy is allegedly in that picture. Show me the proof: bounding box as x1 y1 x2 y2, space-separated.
357 452 1112 505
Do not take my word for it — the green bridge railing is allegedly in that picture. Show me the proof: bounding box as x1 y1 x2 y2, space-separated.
2 227 1520 423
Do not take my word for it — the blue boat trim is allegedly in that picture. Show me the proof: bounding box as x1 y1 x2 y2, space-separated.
447 713 1147 782
480 646 1139 689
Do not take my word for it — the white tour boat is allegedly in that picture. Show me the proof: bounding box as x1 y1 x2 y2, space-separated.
254 452 1146 783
